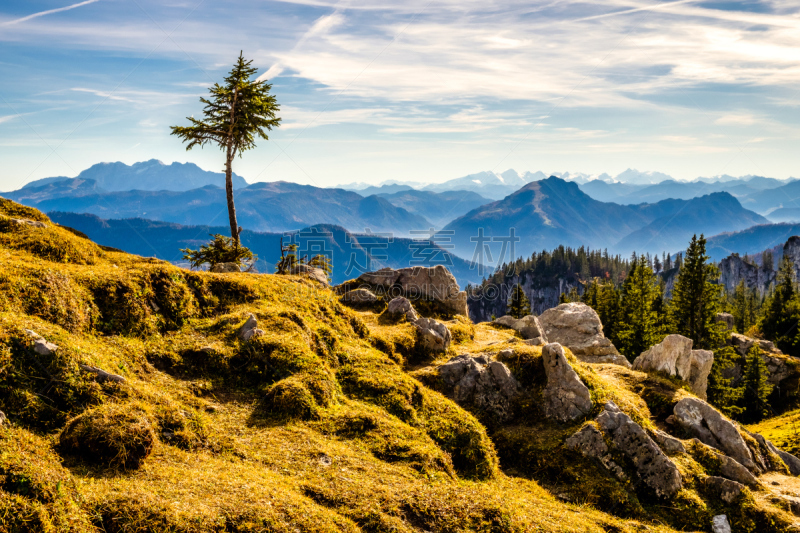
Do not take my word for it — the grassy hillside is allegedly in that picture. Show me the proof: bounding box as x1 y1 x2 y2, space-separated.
1 198 798 532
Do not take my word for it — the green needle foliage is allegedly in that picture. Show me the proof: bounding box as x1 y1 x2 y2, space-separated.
508 284 531 318
181 234 254 269
171 52 281 249
668 234 724 350
616 254 663 361
761 255 800 356
742 345 773 423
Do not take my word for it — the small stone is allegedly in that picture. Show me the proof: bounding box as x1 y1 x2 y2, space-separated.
318 454 332 467
651 429 686 455
33 338 59 356
414 317 451 354
704 476 744 504
0 410 7 426
386 297 419 321
340 288 378 304
712 514 731 533
238 314 263 341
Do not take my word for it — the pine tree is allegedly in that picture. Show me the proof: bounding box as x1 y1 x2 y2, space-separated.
508 284 531 318
616 255 662 360
761 256 800 356
172 52 281 248
741 345 773 423
731 280 752 333
668 235 724 350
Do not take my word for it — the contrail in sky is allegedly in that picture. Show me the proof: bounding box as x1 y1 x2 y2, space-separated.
2 0 102 26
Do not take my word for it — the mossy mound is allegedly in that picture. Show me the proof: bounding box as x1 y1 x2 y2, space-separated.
59 402 156 469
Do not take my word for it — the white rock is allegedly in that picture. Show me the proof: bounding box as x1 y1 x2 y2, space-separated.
712 514 731 533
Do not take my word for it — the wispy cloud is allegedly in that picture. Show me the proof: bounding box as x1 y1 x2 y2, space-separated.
1 0 102 26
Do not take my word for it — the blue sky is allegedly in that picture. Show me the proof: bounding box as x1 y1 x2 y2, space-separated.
1 0 799 190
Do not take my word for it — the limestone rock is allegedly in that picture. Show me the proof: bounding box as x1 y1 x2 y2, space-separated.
0 410 6 426
715 312 735 331
340 288 378 304
565 423 628 481
542 343 593 422
596 402 683 499
79 364 126 383
492 315 548 344
729 332 783 357
238 314 265 341
356 265 467 316
785 236 800 283
673 397 757 471
651 429 686 455
438 354 519 421
538 303 630 367
749 431 800 476
10 218 46 228
210 262 241 273
632 335 714 399
25 330 59 356
689 349 714 400
289 264 329 285
705 477 744 504
386 297 419 321
718 252 775 297
712 514 731 533
718 454 759 487
414 317 451 354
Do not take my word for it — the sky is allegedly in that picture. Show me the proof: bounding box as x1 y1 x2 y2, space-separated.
1 0 799 191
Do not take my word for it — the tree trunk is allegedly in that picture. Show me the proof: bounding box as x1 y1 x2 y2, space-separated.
225 147 240 247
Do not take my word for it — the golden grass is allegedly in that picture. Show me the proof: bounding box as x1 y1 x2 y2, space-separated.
0 198 795 532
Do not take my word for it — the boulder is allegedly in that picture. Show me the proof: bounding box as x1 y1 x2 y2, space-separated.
289 264 329 285
651 429 686 455
238 314 265 341
596 402 683 499
386 297 419 321
715 313 735 331
704 477 744 504
356 266 468 316
414 317 451 354
749 431 800 476
210 262 241 273
712 515 731 533
542 343 593 422
492 315 548 344
632 335 714 399
26 330 58 356
538 303 630 368
438 354 519 422
672 397 757 471
565 423 628 481
340 288 378 304
0 410 6 426
718 454 759 487
10 218 47 228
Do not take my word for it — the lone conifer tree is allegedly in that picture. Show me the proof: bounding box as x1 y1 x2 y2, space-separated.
508 284 531 318
741 345 772 423
171 52 281 247
761 255 800 355
668 235 723 350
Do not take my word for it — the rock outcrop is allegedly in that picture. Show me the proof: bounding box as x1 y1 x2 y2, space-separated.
785 236 800 283
492 315 547 345
289 264 329 285
414 317 451 354
632 335 714 399
210 262 241 273
538 303 630 367
651 429 686 455
354 266 468 316
386 297 419 321
728 333 796 385
542 343 593 422
340 288 378 304
749 431 800 476
715 312 734 331
704 477 744 504
712 514 731 533
718 253 775 297
568 402 683 499
238 314 265 341
438 354 519 422
672 397 757 471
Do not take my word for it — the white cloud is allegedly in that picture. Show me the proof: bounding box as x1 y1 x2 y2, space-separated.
1 0 103 26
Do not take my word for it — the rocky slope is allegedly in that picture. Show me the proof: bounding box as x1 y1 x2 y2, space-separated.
2 198 800 532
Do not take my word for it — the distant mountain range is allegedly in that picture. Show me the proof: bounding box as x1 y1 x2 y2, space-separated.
704 223 800 262
49 213 484 287
20 160 248 192
375 189 492 225
4 179 431 235
441 177 768 260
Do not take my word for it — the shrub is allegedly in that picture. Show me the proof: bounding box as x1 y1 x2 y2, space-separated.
181 234 254 269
